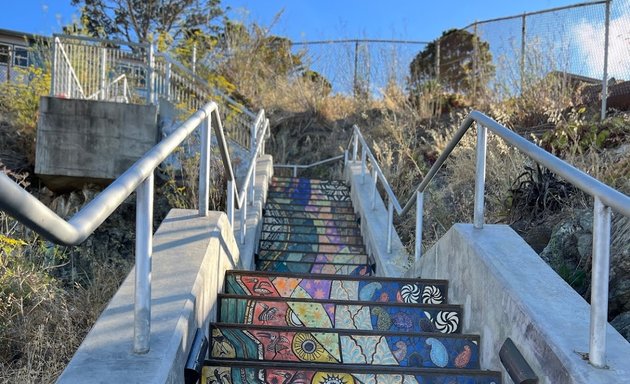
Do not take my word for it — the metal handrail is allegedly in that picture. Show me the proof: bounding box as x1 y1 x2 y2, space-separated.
0 101 267 354
274 154 345 177
348 109 630 368
86 74 131 102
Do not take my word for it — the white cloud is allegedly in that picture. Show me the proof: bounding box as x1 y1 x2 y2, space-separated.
573 6 630 80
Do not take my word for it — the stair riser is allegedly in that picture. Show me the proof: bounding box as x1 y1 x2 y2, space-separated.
261 224 362 237
261 231 364 245
259 261 371 276
265 203 355 214
264 217 360 228
224 273 448 305
201 364 501 384
267 197 353 207
265 210 357 221
256 252 369 264
272 176 347 185
218 297 462 334
271 179 349 188
210 325 481 369
259 241 366 254
268 191 351 202
259 244 365 255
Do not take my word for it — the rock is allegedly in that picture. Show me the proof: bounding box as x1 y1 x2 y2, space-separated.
611 312 630 342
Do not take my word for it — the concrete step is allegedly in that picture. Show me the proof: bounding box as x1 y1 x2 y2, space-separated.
258 242 366 254
255 251 369 264
264 208 357 221
218 294 462 334
224 270 449 305
267 196 354 207
260 230 364 246
263 216 361 228
265 202 355 214
257 260 372 276
210 323 481 369
268 189 351 202
201 361 502 383
261 223 362 237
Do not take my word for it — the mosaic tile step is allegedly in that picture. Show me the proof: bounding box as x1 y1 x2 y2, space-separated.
265 202 356 214
255 252 369 265
210 323 481 369
258 242 366 255
267 196 354 207
270 181 350 192
261 230 364 246
264 209 357 221
257 260 371 276
224 270 448 305
218 294 462 334
264 216 361 228
257 249 368 262
261 224 362 237
272 176 348 185
201 360 502 384
271 177 349 188
268 190 352 202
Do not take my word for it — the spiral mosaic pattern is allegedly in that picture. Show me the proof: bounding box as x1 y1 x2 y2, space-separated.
422 285 444 304
399 284 421 303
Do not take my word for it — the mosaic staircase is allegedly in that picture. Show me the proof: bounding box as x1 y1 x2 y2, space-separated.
202 177 502 383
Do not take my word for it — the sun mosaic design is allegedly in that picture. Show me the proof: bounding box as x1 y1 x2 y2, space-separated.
211 326 480 369
202 366 500 384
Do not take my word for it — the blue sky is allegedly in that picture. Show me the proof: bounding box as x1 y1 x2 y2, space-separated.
0 0 587 41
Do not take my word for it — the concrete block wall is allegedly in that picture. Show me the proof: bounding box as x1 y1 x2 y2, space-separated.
407 224 630 384
36 97 158 186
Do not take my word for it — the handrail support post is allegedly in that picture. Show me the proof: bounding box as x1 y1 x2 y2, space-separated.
227 181 235 226
199 115 210 217
415 190 424 262
589 196 611 368
352 132 359 161
134 173 154 354
387 199 394 253
361 146 367 184
473 123 488 229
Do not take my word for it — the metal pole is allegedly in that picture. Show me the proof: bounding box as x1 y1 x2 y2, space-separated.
387 199 394 253
435 38 440 84
472 22 478 101
227 180 234 226
199 115 210 217
147 44 156 105
192 42 197 75
249 160 256 206
520 13 526 94
473 123 487 229
353 40 359 98
293 166 297 178
371 168 378 210
165 62 172 101
240 193 247 244
601 0 611 121
134 173 153 354
100 47 107 100
50 38 58 96
361 146 367 184
415 191 424 262
589 196 611 368
352 133 359 161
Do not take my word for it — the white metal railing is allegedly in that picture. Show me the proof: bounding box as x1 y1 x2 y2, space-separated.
86 74 132 103
0 101 267 354
274 155 345 177
348 110 630 368
50 34 256 149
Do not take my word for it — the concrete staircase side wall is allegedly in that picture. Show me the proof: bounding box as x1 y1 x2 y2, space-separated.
407 224 630 384
344 161 409 277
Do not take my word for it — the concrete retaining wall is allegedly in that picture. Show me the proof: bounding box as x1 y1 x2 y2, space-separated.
407 224 630 384
35 96 158 187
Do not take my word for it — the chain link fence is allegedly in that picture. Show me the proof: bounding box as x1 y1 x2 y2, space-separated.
290 0 630 119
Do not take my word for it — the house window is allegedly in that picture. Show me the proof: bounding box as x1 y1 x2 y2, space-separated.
13 47 29 67
0 44 9 65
